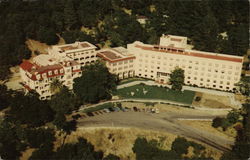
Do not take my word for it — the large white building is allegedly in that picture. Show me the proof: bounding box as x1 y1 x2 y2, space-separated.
127 35 243 91
97 47 135 79
20 35 244 99
20 54 81 100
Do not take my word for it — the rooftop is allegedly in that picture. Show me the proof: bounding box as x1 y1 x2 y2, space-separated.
133 42 243 63
51 41 97 54
97 48 135 63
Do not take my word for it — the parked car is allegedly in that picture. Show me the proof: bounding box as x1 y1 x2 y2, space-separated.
103 108 110 113
151 108 160 114
121 107 128 112
133 106 138 112
114 107 120 112
86 112 94 117
108 107 115 112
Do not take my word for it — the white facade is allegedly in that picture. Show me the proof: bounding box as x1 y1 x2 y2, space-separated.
127 35 243 91
20 54 82 100
97 47 135 79
48 41 97 66
20 36 244 99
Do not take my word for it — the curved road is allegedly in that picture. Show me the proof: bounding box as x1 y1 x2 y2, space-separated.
77 110 233 152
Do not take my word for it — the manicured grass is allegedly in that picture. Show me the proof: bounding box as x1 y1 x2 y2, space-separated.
115 84 195 105
118 77 148 85
83 103 114 113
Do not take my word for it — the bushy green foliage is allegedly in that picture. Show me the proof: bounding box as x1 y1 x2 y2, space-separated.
169 68 185 91
212 117 223 128
133 136 212 160
212 110 240 130
73 61 117 103
6 92 54 127
221 103 250 160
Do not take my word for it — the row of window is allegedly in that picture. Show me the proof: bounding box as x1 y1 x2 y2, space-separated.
112 60 134 66
71 50 95 56
112 65 134 72
138 57 241 70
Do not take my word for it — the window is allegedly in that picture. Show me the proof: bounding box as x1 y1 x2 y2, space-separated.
213 80 216 83
157 67 160 69
129 60 133 63
124 60 128 64
227 82 230 85
48 71 52 76
200 78 203 81
207 79 210 82
220 81 223 84
194 77 197 80
54 70 58 74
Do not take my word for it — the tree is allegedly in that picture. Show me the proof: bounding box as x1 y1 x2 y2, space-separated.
103 154 121 160
36 27 59 45
73 61 117 103
25 128 55 148
0 120 27 159
227 110 240 124
0 65 11 81
64 0 78 29
171 137 189 155
212 117 223 128
52 137 104 159
50 86 77 114
235 76 250 96
221 103 250 160
0 84 12 111
169 68 185 91
7 92 54 127
50 79 63 94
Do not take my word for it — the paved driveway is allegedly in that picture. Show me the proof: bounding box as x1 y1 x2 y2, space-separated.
77 110 233 152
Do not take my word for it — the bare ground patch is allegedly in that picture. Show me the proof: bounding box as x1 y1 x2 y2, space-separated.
179 120 236 141
193 92 234 108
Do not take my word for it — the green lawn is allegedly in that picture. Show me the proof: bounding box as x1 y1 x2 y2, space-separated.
115 84 195 105
118 77 148 85
82 103 114 113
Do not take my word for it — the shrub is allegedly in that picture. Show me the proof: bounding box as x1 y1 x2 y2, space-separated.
212 117 223 128
195 96 201 102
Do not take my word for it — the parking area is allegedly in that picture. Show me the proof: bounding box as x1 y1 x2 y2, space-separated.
71 105 160 121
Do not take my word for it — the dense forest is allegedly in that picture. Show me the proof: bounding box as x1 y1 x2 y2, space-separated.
0 0 249 80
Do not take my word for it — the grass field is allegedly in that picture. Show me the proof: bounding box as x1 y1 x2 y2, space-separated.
115 84 195 105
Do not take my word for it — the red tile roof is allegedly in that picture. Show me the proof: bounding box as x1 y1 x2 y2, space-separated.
20 61 38 72
135 44 243 63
